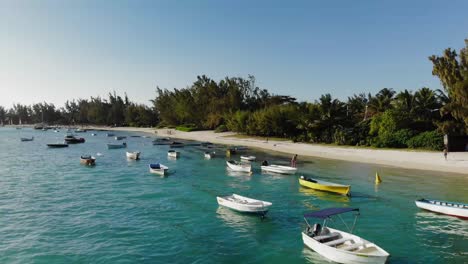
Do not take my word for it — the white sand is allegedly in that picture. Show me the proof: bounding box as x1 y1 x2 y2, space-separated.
89 126 468 175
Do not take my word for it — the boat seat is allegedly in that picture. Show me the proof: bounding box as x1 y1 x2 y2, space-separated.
339 242 364 251
313 232 340 242
324 237 352 247
356 246 379 254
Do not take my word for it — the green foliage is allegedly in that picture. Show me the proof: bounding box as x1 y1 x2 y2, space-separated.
214 124 228 133
407 131 444 150
175 124 198 132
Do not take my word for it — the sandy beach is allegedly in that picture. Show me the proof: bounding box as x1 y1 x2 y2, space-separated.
88 126 468 175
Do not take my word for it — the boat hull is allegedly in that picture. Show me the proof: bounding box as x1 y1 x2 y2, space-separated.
47 144 68 148
149 164 168 175
107 143 126 149
299 178 350 196
80 157 96 166
126 152 140 160
226 161 251 173
168 151 180 158
415 199 468 219
261 165 297 174
216 194 272 214
302 228 389 264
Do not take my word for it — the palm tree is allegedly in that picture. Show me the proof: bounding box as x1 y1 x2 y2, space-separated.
368 88 396 115
393 89 415 114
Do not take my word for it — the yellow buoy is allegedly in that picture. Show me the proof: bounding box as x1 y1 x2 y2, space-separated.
375 172 382 184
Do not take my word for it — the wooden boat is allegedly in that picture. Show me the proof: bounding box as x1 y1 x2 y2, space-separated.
107 142 127 149
106 133 115 137
64 135 85 144
226 160 252 173
240 155 256 161
169 141 185 148
149 163 169 175
299 176 351 196
204 151 215 159
216 194 272 215
115 136 127 140
261 164 297 174
167 150 180 158
47 143 69 148
415 198 468 219
126 151 141 160
20 136 34 142
302 208 389 264
80 155 96 166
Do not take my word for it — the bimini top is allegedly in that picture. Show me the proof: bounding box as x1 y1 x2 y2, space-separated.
304 208 359 219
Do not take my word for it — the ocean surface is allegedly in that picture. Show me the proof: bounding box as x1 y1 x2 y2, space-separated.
0 127 467 263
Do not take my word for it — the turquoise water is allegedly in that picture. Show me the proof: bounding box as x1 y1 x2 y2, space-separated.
0 127 467 263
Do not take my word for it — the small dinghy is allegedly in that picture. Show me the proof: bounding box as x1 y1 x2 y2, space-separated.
80 155 96 166
115 136 127 140
126 151 141 160
415 198 468 219
204 151 215 159
107 142 127 149
299 176 351 196
302 208 390 264
20 136 34 142
240 155 256 161
106 133 115 137
167 150 180 158
47 143 69 148
149 163 169 175
217 194 272 215
261 164 297 175
226 160 252 173
64 135 85 144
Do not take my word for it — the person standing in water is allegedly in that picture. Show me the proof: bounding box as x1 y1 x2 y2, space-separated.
291 154 298 167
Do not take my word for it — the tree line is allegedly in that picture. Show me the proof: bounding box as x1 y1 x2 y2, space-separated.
1 39 468 150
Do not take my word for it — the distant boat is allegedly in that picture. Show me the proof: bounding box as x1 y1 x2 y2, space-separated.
130 135 141 138
204 151 215 159
240 155 256 162
261 164 297 175
80 155 96 166
20 136 34 142
54 130 60 133
299 176 351 196
16 127 22 130
47 143 68 148
226 160 252 173
302 208 390 264
115 136 127 140
64 135 85 144
107 142 127 149
75 128 86 133
149 163 169 175
168 150 180 158
415 198 468 219
169 141 184 148
91 133 97 136
152 137 171 145
216 194 272 215
106 133 115 137
126 151 141 160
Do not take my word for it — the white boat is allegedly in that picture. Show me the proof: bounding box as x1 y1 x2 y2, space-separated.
20 136 34 142
115 136 126 140
226 160 252 173
91 133 97 136
261 164 297 174
107 142 127 149
415 198 468 219
302 208 390 264
240 155 256 161
126 151 141 160
216 194 272 215
149 163 169 175
168 150 180 158
204 151 215 159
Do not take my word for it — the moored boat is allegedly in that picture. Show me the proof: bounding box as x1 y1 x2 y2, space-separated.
64 135 85 144
226 160 252 173
169 141 184 148
47 143 69 148
167 150 180 158
126 151 141 160
115 136 127 140
152 138 172 145
415 198 468 219
302 208 390 264
216 194 272 215
107 142 127 149
80 155 96 166
75 128 86 133
204 151 215 159
299 176 351 196
149 163 169 175
106 133 115 137
91 133 97 136
261 164 297 174
240 155 256 161
20 136 34 142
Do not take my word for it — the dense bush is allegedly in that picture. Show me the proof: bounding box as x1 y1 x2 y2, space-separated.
407 131 444 150
214 124 228 133
175 124 198 132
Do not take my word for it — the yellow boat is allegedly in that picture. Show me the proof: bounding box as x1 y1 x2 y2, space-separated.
299 176 350 196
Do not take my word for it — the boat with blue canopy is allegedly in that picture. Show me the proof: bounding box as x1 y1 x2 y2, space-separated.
302 207 389 264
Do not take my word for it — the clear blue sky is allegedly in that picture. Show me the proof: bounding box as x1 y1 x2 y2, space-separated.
1 0 467 108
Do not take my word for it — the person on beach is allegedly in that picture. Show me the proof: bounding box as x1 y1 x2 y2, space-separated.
443 148 448 160
291 154 298 167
